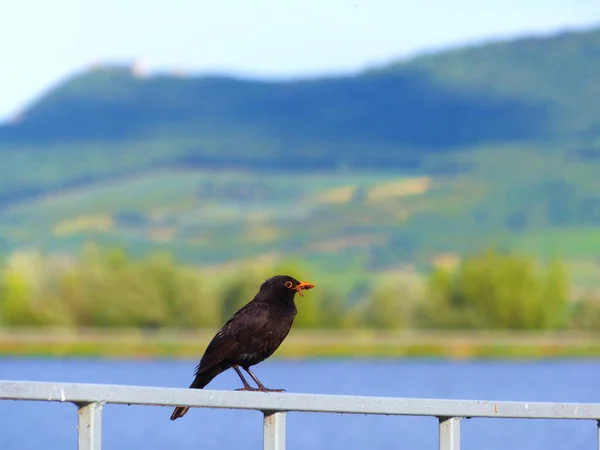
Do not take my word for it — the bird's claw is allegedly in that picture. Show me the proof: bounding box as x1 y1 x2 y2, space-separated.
236 386 259 392
258 387 286 393
236 386 285 393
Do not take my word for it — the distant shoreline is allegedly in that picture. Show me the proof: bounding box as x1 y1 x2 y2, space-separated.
2 328 600 359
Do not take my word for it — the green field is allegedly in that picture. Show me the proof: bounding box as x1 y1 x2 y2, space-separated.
4 328 600 359
3 145 600 288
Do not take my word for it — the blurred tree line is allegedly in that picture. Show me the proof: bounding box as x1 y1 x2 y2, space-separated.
0 245 598 331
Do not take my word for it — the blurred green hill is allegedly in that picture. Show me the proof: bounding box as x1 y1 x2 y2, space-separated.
1 26 599 288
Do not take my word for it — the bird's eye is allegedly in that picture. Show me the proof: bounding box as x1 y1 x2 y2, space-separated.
285 281 293 288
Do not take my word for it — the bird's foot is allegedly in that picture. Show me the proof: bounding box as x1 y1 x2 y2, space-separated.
236 386 259 392
257 387 286 393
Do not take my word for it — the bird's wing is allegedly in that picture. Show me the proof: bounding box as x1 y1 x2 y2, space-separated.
194 302 269 375
194 339 239 376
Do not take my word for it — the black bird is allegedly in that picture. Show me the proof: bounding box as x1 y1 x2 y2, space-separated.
170 274 315 420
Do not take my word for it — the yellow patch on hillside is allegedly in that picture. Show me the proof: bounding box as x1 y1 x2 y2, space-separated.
246 212 271 223
245 225 281 243
53 215 113 236
148 227 176 242
305 235 386 252
431 253 461 270
367 177 431 201
315 185 357 204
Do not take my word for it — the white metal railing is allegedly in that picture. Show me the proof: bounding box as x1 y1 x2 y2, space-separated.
2 380 600 450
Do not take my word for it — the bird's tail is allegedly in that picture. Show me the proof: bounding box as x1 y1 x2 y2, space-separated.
170 371 216 421
170 405 190 421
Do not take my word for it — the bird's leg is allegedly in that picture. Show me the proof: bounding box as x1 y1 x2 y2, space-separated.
244 367 286 393
233 365 259 391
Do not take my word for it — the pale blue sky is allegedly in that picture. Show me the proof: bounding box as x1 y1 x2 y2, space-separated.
1 0 599 122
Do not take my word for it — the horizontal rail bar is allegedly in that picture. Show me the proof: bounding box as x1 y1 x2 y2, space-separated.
2 380 600 420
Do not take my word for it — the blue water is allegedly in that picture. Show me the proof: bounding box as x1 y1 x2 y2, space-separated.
1 358 599 449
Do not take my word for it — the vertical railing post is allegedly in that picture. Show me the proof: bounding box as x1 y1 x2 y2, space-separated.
77 402 103 450
263 411 286 450
439 416 461 450
597 420 600 450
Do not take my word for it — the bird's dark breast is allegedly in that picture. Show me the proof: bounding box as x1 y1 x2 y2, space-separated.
235 314 295 368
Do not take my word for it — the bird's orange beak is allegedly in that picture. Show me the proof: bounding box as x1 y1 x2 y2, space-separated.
295 281 315 297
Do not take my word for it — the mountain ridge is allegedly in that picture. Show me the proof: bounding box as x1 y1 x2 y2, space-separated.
3 25 599 156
